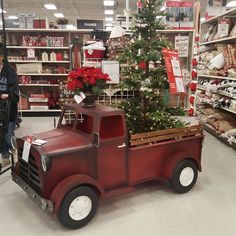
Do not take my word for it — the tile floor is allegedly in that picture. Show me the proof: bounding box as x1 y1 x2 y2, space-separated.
0 117 236 236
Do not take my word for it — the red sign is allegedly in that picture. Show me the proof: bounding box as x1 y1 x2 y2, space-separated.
162 48 185 95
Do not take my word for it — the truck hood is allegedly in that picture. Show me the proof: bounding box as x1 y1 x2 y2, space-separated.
31 128 93 156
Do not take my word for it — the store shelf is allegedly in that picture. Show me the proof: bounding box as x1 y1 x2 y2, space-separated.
201 8 236 25
9 60 70 63
20 109 62 112
222 107 236 115
18 73 68 76
19 84 60 87
200 35 236 46
7 46 69 49
197 86 236 99
198 74 236 81
5 28 93 33
157 29 194 33
203 123 236 150
197 100 236 115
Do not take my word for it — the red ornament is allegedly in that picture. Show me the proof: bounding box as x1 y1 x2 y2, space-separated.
192 58 197 66
137 0 143 8
189 82 197 92
191 70 197 78
138 61 146 70
188 107 194 116
189 96 195 105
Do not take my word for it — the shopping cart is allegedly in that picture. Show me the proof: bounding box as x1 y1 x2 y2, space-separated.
0 100 14 175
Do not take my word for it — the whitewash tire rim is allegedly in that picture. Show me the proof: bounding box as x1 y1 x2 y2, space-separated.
69 196 92 221
179 167 194 187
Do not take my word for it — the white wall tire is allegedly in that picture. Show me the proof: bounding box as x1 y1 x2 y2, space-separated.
58 186 99 229
171 159 198 194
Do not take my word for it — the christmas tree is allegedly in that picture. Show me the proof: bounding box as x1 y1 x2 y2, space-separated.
118 0 186 135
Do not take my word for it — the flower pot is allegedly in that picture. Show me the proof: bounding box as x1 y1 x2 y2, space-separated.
82 92 97 108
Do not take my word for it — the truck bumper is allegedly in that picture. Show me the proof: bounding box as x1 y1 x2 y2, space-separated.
12 172 54 213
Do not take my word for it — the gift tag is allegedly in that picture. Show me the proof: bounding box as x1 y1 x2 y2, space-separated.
22 141 31 163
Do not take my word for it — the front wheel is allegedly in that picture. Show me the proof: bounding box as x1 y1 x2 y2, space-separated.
58 186 99 229
171 159 198 194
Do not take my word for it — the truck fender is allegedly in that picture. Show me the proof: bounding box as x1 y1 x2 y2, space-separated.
50 174 105 214
162 151 201 181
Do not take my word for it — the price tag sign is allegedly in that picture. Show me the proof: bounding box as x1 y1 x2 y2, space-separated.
217 19 230 38
175 36 189 57
22 141 31 163
27 48 35 58
171 57 182 77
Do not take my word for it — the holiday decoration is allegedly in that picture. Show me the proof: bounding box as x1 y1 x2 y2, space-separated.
118 0 186 134
67 67 110 106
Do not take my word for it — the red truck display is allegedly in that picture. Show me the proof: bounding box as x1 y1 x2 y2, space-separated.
12 104 204 229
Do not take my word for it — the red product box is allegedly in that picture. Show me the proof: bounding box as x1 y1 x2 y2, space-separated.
34 19 46 29
84 49 105 59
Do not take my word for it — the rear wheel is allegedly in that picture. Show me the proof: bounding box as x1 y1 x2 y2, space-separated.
171 159 198 194
58 186 99 229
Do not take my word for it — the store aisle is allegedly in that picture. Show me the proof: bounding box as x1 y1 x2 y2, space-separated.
0 118 236 236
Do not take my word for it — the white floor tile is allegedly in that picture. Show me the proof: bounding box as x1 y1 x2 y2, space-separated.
0 117 235 236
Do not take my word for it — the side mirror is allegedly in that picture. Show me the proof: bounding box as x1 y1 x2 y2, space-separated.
93 132 99 148
11 136 17 150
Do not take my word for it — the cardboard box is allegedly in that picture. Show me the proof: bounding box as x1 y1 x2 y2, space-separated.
34 19 47 29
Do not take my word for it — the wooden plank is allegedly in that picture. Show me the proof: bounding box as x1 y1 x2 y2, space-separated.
130 125 202 141
130 125 203 147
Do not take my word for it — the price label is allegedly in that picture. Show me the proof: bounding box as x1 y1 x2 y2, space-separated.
171 58 182 77
22 141 31 163
27 48 35 58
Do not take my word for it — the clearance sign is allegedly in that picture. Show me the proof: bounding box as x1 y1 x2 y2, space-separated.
162 48 186 95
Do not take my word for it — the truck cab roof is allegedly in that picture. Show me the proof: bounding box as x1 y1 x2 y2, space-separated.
63 104 124 117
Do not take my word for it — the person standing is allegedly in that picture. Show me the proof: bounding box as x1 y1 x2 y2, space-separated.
0 43 19 167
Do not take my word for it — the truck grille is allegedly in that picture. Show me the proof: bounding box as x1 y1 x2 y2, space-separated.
18 148 41 194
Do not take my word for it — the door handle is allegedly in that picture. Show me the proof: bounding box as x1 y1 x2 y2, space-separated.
118 143 126 148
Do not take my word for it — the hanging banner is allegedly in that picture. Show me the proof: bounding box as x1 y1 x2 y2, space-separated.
162 48 185 95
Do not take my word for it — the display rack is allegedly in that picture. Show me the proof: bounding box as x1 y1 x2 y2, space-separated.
2 28 93 116
196 8 236 149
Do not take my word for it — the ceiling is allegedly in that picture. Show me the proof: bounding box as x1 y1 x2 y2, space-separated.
1 0 137 27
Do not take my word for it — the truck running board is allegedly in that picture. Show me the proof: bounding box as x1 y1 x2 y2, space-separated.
105 186 136 199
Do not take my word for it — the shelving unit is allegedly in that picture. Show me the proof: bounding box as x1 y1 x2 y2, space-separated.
2 28 93 115
196 8 236 149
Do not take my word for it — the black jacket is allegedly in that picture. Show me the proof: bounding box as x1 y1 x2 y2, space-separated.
0 62 19 122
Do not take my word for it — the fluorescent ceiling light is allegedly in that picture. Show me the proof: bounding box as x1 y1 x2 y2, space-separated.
226 1 236 7
66 24 76 29
105 17 113 21
105 23 113 27
8 15 18 19
106 26 113 31
54 13 64 18
104 1 115 6
44 4 57 10
0 9 7 13
105 10 114 15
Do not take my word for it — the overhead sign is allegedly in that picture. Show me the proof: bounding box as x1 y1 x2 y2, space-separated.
77 19 104 30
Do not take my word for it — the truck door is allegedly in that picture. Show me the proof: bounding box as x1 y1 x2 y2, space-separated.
97 114 127 189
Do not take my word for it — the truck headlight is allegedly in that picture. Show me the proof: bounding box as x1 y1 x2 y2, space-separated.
41 154 50 172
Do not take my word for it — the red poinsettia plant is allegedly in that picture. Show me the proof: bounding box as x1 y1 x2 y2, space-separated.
67 67 110 95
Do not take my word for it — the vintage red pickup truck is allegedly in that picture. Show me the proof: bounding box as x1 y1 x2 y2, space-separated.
12 104 204 229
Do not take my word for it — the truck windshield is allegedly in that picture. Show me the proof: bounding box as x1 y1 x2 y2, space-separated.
61 110 76 128
76 113 94 135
